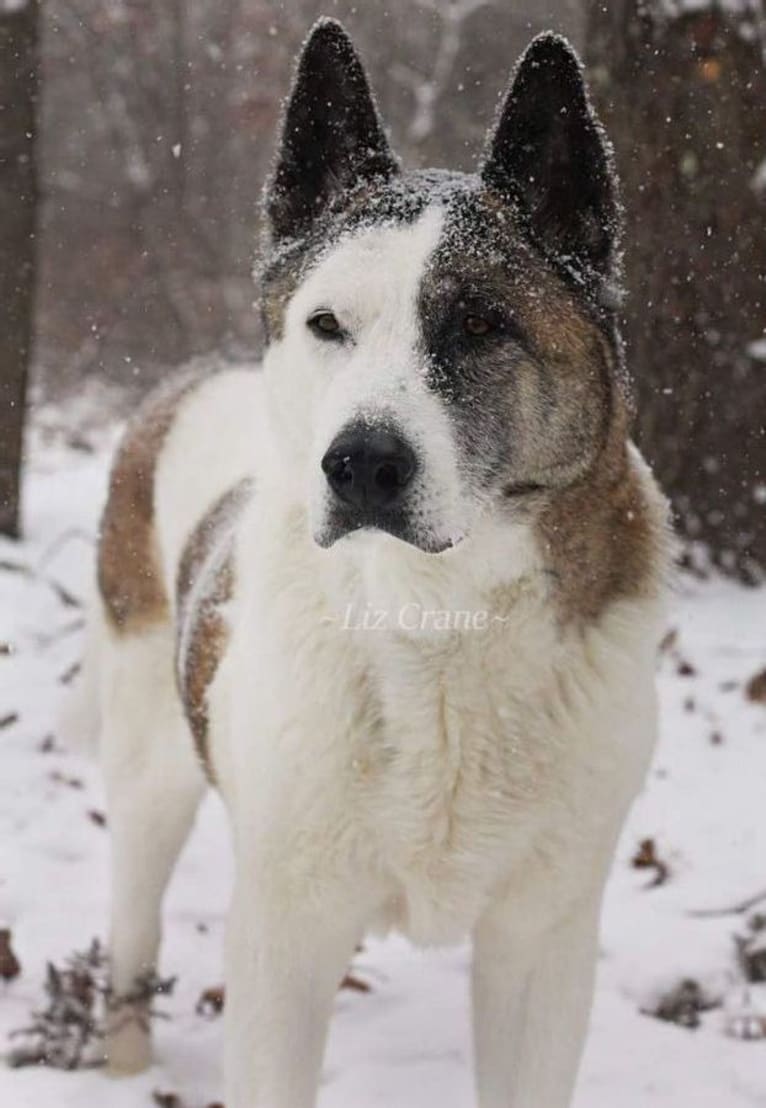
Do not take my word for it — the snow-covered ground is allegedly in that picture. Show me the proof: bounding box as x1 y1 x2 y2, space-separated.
1 398 765 1107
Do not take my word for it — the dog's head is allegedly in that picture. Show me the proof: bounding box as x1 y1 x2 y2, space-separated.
258 19 626 556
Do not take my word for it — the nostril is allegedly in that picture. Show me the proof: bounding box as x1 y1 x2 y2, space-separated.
322 449 359 508
324 453 353 484
374 458 412 495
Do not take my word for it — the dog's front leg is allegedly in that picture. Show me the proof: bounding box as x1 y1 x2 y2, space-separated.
471 893 601 1108
223 871 362 1108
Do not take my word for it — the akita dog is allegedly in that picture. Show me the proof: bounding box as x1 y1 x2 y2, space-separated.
69 18 670 1108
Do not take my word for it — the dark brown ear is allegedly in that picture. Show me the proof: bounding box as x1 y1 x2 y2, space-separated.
480 33 620 279
265 18 399 243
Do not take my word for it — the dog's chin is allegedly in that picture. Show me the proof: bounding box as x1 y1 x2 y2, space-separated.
313 510 463 556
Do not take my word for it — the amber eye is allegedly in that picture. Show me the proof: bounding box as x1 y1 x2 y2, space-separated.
463 314 493 337
308 310 343 340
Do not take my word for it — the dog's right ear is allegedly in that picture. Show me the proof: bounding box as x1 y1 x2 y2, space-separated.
265 19 399 243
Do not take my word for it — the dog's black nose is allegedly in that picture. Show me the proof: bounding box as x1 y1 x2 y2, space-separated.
322 427 417 511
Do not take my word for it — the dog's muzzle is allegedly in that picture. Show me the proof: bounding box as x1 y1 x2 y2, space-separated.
317 422 425 549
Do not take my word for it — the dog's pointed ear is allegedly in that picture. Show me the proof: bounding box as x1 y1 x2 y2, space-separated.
480 33 619 277
266 18 398 243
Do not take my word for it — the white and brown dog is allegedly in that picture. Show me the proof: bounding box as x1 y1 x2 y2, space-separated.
67 19 670 1108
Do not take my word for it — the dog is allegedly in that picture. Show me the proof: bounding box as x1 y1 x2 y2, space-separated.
67 18 670 1108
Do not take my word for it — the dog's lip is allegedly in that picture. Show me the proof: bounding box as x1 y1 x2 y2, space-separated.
503 481 546 498
430 531 465 554
314 515 461 556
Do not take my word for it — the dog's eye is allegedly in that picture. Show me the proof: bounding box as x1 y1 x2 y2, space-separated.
308 311 343 340
463 314 493 337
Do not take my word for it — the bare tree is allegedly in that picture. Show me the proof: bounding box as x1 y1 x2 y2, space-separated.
0 0 38 537
35 0 583 395
585 0 766 582
390 0 496 145
38 0 306 389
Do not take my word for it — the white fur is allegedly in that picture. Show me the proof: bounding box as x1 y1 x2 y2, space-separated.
263 209 477 551
79 208 667 1107
154 367 260 599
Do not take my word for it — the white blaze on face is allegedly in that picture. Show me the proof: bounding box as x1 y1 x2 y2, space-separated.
263 205 476 551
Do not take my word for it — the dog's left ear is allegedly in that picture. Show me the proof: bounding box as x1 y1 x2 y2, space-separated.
480 33 619 278
266 18 399 243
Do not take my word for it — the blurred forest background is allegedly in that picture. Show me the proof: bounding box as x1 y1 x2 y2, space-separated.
0 0 764 579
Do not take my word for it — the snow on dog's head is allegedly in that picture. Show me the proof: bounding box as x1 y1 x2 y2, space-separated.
257 19 626 557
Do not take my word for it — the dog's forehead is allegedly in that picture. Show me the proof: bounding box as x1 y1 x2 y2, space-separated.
427 188 549 295
307 184 533 304
298 203 445 309
261 170 543 340
329 178 553 310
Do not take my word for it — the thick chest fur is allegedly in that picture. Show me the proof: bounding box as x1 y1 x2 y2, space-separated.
360 617 653 941
211 510 660 946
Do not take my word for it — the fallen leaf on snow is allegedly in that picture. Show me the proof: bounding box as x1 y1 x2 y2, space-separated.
196 985 225 1018
340 972 372 994
631 838 671 887
152 1093 182 1108
745 668 766 704
643 978 720 1029
0 928 21 981
735 915 766 983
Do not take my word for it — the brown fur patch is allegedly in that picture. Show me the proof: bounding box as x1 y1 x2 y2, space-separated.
535 409 669 626
98 372 204 632
175 480 252 780
419 183 668 623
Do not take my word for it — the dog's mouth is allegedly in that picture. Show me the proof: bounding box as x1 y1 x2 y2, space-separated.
504 481 546 498
314 507 462 555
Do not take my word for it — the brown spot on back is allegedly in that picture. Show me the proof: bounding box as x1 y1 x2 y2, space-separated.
98 371 204 632
175 480 252 780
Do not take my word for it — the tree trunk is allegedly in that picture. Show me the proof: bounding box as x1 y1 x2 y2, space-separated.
585 0 766 583
0 0 38 538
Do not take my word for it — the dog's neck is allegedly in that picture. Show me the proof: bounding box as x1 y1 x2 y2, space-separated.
278 498 545 643
332 513 541 620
